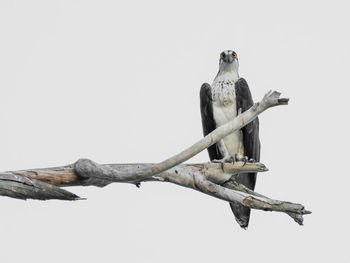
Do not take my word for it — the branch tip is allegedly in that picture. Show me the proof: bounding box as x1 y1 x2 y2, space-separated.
278 98 289 105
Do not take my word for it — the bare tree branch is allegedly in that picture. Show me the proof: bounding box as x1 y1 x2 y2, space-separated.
0 160 309 223
73 90 288 182
0 171 81 200
0 90 310 225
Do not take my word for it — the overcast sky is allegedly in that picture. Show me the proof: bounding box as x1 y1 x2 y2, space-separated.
0 0 349 262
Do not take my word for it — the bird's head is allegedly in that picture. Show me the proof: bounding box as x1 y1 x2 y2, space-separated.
218 50 239 75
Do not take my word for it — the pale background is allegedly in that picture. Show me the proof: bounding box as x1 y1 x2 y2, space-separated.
0 0 349 262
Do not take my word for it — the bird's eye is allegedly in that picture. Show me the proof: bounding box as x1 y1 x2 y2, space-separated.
220 53 226 59
232 52 237 58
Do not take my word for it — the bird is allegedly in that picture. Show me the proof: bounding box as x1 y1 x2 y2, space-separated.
200 50 260 228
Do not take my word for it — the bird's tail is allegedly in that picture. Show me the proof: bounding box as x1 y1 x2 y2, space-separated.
229 202 251 229
229 172 256 229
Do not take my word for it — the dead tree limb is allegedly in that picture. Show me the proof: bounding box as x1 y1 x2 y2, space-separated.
0 90 310 225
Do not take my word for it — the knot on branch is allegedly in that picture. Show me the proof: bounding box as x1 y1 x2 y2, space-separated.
74 158 99 179
73 159 111 187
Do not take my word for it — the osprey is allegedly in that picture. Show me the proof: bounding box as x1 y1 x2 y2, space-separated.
200 50 260 228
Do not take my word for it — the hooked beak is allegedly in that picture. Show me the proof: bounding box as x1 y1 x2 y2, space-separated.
223 54 235 63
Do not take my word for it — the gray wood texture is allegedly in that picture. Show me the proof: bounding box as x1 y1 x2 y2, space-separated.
0 90 310 225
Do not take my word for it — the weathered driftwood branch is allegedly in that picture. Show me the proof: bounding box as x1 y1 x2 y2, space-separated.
0 90 310 225
105 90 289 180
0 171 81 201
0 160 309 223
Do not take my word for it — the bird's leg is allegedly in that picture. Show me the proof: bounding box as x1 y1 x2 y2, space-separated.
216 139 230 158
213 140 238 170
212 138 253 169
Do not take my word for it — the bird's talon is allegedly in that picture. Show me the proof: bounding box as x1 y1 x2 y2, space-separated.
213 155 238 171
240 156 249 166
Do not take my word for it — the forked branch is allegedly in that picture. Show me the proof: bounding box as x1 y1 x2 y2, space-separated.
0 91 310 225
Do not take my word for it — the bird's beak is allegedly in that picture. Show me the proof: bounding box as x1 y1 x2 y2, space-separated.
223 54 234 63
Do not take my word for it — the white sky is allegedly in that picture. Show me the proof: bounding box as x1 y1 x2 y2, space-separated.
0 0 349 262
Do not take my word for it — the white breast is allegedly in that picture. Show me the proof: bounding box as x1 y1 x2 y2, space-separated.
212 79 244 156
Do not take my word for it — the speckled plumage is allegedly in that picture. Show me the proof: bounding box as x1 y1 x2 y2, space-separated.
212 73 244 156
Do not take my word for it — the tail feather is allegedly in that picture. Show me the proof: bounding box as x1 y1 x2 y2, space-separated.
229 172 256 229
230 202 251 229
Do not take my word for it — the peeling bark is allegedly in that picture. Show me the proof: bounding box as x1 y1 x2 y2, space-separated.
0 172 80 201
